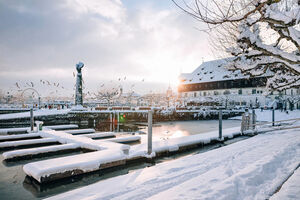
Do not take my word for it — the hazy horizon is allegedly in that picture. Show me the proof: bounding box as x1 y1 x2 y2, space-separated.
0 0 214 97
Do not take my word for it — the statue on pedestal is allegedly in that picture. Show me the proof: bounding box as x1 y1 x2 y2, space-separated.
75 62 84 107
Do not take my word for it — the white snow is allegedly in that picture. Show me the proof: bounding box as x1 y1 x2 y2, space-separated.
46 127 300 200
0 127 30 135
179 58 245 84
104 136 141 143
44 124 78 130
0 138 57 148
270 167 300 200
65 129 95 135
3 143 80 159
38 130 124 151
23 150 126 183
178 58 273 85
0 133 40 141
129 126 241 158
79 132 116 139
0 124 78 135
0 109 70 120
22 127 240 183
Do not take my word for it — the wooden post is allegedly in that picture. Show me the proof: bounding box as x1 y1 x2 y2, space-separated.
117 112 120 132
148 110 153 155
272 108 275 126
30 108 34 132
252 109 256 129
219 109 222 140
110 113 113 132
113 111 115 131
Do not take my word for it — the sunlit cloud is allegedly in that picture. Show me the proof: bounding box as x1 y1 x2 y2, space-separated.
0 0 212 96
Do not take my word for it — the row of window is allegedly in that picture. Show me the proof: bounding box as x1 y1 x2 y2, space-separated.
181 89 264 98
178 77 267 92
180 88 300 98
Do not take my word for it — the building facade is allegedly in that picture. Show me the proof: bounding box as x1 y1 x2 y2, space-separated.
178 58 300 109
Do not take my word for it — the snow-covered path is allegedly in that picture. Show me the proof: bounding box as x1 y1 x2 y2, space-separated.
270 167 300 200
47 128 300 200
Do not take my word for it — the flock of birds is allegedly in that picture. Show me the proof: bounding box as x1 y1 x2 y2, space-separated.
13 75 146 99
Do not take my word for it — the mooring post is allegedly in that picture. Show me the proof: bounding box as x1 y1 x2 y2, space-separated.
30 108 34 132
110 112 113 132
252 109 256 129
117 111 120 132
219 109 222 140
148 110 153 155
272 108 275 126
38 97 41 109
113 111 115 131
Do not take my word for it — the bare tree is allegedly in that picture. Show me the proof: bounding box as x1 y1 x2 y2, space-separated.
94 85 122 106
173 0 300 91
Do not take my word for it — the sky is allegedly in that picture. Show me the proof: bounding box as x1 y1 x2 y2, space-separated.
0 0 213 97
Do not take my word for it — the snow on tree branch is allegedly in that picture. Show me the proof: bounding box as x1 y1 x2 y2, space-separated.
173 0 300 91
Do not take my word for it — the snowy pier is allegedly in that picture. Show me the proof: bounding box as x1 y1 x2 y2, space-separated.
3 115 300 184
0 125 143 183
65 129 95 135
0 124 79 135
0 138 59 150
21 127 242 183
22 120 300 184
3 143 81 160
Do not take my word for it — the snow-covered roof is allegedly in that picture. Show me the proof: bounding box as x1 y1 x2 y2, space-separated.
179 58 248 85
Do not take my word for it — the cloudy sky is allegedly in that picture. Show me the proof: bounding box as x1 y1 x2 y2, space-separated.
0 0 213 97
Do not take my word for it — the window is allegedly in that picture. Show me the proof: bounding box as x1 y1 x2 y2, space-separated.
224 90 230 95
224 82 227 88
203 92 207 96
238 89 243 95
252 89 256 94
194 92 197 97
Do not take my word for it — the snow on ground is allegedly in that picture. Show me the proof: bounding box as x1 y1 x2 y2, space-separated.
3 143 80 159
230 109 300 122
270 167 300 200
47 127 300 200
0 109 70 120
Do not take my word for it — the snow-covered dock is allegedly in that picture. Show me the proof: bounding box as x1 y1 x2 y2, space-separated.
46 126 300 200
78 132 116 139
21 127 241 183
104 135 141 143
0 109 70 120
0 124 79 135
65 129 95 135
22 118 300 184
0 133 40 142
3 143 80 160
2 116 299 184
0 138 58 150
